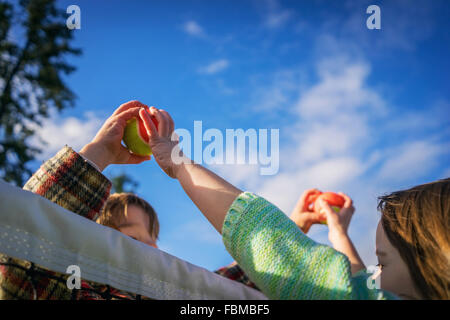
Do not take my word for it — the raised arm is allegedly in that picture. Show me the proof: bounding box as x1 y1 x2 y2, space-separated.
318 196 366 275
23 100 150 220
139 107 241 233
140 107 393 300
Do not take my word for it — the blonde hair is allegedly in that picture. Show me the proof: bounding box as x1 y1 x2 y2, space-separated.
378 178 450 299
97 193 159 241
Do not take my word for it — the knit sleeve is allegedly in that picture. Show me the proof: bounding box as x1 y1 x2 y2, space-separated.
222 192 394 300
23 146 111 221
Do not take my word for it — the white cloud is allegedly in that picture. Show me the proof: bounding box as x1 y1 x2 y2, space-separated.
248 69 300 112
382 99 450 135
260 0 293 29
183 20 205 37
208 135 262 187
293 115 369 164
211 162 260 188
266 10 293 28
198 59 229 75
30 112 103 160
255 86 288 110
296 59 385 118
316 0 435 52
215 57 385 211
377 140 447 183
255 157 366 213
212 53 449 266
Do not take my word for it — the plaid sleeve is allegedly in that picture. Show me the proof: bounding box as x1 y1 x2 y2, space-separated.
23 145 112 221
0 146 113 300
214 262 260 291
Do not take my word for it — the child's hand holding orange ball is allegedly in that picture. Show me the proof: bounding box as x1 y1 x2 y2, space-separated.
306 191 346 225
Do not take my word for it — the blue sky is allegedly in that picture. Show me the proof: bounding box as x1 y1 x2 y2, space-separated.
24 0 450 271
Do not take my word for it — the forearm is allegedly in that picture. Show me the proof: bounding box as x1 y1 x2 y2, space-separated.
79 142 109 172
329 232 366 275
175 157 242 233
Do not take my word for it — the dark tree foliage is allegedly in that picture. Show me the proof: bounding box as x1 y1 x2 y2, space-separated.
0 0 81 186
110 172 140 194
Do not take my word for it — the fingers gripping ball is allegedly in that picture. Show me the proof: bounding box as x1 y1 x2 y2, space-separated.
122 107 159 156
306 191 345 225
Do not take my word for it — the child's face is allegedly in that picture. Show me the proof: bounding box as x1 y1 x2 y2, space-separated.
117 204 158 248
375 220 422 299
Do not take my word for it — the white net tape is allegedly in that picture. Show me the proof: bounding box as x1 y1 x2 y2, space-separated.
0 179 267 300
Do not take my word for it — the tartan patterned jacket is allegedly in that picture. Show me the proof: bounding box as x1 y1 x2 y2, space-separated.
214 262 259 291
0 146 145 299
0 146 257 299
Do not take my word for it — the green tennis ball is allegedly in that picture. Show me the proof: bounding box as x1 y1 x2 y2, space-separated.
319 206 341 225
122 118 152 156
309 192 345 226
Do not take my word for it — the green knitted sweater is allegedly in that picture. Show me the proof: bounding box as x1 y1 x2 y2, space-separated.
222 192 398 300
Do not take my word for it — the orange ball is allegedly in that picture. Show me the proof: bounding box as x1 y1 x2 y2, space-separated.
305 191 345 225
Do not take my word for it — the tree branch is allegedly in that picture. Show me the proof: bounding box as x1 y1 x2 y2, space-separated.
0 39 31 117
